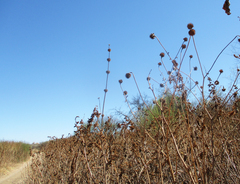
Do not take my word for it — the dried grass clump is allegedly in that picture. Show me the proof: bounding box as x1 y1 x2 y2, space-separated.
25 24 240 183
0 141 30 173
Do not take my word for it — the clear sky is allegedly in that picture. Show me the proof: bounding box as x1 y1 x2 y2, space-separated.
0 1 239 143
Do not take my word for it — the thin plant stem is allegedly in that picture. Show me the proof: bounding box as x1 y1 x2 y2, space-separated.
205 35 240 78
102 44 111 124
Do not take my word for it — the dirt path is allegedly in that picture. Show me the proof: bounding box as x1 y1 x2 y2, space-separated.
0 158 31 184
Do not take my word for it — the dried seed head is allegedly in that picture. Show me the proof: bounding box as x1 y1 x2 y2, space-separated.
106 70 110 74
181 44 186 49
172 60 178 67
189 55 193 58
187 23 194 29
150 33 155 39
195 81 199 85
214 80 219 85
188 29 196 36
194 66 198 71
238 38 240 43
219 69 223 73
107 58 111 62
118 79 123 84
123 91 128 95
125 73 131 79
158 62 162 66
108 48 111 52
160 83 164 87
104 89 108 92
233 92 238 98
222 87 226 92
167 71 171 75
160 52 165 58
208 77 212 81
146 77 151 81
238 68 240 72
183 37 188 42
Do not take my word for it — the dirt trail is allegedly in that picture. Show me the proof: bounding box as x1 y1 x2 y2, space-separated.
0 158 31 184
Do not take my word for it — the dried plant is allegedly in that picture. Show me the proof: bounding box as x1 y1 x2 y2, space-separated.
25 24 240 183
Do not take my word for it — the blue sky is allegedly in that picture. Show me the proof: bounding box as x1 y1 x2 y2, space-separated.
0 1 239 143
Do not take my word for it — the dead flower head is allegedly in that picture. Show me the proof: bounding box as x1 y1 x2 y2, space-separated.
150 33 155 39
160 52 165 58
187 23 194 29
189 29 196 36
125 73 131 79
181 44 186 49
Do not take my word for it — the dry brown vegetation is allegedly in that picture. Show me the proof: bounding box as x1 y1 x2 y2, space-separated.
26 24 240 183
0 141 30 175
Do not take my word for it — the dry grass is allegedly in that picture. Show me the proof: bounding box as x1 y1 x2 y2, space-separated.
25 23 240 183
0 141 31 176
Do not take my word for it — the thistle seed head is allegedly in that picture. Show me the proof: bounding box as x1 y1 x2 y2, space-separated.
187 23 194 29
106 70 110 74
125 73 131 79
181 44 186 49
188 29 196 36
183 37 188 42
160 52 165 58
189 55 193 58
118 79 123 84
108 48 111 52
219 69 223 73
107 58 111 62
150 33 155 39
